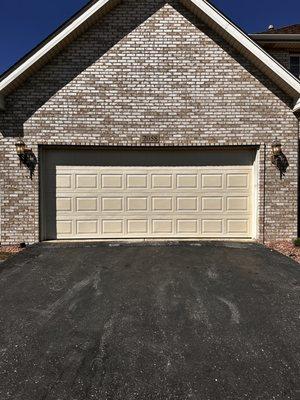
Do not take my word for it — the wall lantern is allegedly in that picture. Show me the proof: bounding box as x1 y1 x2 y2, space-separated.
271 139 289 179
15 139 37 180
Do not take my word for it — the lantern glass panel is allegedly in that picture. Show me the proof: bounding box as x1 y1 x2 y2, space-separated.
15 140 26 155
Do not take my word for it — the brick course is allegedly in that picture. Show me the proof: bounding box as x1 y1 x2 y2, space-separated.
0 0 299 244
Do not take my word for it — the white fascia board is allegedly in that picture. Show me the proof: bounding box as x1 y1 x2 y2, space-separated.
184 0 300 102
0 0 112 93
0 94 5 110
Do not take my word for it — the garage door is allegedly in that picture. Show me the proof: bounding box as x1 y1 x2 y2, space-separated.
55 166 253 239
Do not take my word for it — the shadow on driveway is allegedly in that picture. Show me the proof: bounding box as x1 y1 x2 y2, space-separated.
0 241 299 399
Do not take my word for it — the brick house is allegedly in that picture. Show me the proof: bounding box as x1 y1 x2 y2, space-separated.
0 0 300 245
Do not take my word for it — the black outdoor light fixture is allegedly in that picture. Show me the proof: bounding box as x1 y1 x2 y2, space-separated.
15 139 37 180
271 139 289 179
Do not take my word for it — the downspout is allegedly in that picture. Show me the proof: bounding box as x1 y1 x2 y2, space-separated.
294 99 300 238
298 117 300 238
262 144 266 244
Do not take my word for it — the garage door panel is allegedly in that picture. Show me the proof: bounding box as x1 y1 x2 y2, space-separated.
202 219 224 234
75 174 98 189
57 220 73 235
177 219 198 234
127 197 148 211
152 175 172 189
127 220 148 234
55 166 253 239
76 197 98 212
76 220 98 235
176 174 198 189
101 174 123 189
226 174 249 189
152 197 173 211
152 219 173 234
57 174 72 189
176 197 198 211
227 219 249 234
201 197 223 212
102 197 123 212
201 174 223 189
127 175 148 189
226 197 249 211
102 220 124 234
57 197 72 212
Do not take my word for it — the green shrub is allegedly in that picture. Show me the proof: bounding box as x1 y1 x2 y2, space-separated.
293 238 300 247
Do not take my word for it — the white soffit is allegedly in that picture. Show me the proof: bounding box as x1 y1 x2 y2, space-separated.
180 0 300 111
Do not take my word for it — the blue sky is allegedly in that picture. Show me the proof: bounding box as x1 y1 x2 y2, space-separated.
0 0 300 75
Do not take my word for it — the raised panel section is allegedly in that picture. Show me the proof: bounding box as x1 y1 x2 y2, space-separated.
202 197 223 211
127 220 148 234
152 220 173 234
57 198 72 212
127 175 147 189
76 197 98 212
76 174 97 189
102 198 123 212
177 220 198 234
127 197 147 211
57 221 72 235
202 219 223 234
102 220 123 234
202 174 222 189
57 175 72 189
101 175 123 189
176 175 197 189
152 175 172 189
227 197 248 211
152 197 173 211
227 174 248 189
76 220 98 234
177 197 198 211
227 219 249 234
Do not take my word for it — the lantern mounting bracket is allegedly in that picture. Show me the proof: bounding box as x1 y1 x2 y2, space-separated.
15 140 37 180
271 140 289 179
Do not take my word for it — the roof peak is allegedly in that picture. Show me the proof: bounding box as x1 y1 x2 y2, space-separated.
0 0 300 112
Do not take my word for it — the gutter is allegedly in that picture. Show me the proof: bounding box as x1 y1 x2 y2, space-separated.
250 34 300 42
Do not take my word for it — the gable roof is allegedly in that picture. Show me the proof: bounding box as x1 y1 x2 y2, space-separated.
1 0 300 113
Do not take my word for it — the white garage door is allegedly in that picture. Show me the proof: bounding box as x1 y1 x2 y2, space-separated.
55 166 253 239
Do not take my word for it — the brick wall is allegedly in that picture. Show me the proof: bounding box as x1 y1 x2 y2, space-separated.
268 50 290 70
0 0 298 244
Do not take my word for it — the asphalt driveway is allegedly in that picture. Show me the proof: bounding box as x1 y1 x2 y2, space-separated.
0 242 299 400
